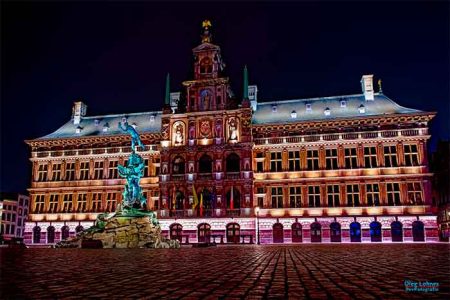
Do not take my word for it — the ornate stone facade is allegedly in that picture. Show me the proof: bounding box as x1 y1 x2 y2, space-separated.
24 21 438 245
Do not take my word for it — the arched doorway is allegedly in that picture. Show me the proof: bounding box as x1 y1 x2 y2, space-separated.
198 223 211 243
291 222 302 243
33 226 41 244
310 222 322 243
273 223 284 243
47 226 55 243
350 222 361 242
170 223 183 243
61 225 70 240
226 153 240 173
391 221 403 242
226 223 240 243
370 221 382 242
330 222 341 242
412 221 425 242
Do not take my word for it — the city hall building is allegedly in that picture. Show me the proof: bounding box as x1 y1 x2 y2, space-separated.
24 22 438 245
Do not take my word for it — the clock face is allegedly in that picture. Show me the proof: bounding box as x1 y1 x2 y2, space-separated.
200 119 211 137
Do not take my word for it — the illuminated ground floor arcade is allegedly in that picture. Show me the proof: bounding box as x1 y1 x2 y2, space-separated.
24 215 439 245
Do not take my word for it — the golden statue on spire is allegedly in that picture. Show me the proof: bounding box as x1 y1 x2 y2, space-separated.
201 20 212 43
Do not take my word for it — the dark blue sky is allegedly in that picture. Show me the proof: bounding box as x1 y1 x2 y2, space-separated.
1 1 449 193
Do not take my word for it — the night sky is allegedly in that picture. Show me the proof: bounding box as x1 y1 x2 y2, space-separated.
1 2 449 193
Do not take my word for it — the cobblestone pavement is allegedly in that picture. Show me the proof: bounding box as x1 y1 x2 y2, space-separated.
1 244 449 299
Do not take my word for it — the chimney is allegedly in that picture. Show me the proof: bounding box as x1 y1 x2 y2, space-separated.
72 101 87 125
248 85 258 111
361 75 374 101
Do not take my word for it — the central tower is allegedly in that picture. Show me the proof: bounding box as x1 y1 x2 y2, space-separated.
159 21 253 220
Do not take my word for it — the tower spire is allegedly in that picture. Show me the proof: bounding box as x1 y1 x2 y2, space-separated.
164 73 170 105
243 65 249 100
201 20 212 43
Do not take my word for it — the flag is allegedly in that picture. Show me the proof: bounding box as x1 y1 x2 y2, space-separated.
172 189 177 210
211 187 216 210
192 185 199 209
230 186 234 210
200 192 203 217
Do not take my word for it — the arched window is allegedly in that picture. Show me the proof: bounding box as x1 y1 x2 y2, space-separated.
370 221 382 242
174 190 185 210
273 223 284 243
172 156 185 174
61 225 70 240
391 221 403 242
350 222 361 242
291 222 302 243
47 226 55 243
226 188 240 210
170 223 183 243
310 222 322 243
198 223 211 243
226 223 240 243
226 153 240 173
201 189 212 212
412 221 425 242
33 226 41 244
75 225 84 234
330 222 341 242
200 57 212 74
198 154 212 173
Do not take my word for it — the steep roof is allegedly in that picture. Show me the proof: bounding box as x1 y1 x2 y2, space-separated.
36 111 162 140
252 93 422 125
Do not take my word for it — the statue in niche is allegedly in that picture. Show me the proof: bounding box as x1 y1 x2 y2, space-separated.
228 118 238 141
189 124 195 139
174 124 184 145
215 119 222 138
200 90 211 111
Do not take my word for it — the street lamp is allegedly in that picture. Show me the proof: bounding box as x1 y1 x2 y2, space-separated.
255 206 260 245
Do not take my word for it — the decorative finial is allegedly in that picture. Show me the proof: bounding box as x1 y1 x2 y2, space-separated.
201 20 212 43
165 73 170 105
378 79 383 94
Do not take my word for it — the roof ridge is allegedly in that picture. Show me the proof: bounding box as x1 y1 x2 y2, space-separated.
258 93 366 105
83 110 162 120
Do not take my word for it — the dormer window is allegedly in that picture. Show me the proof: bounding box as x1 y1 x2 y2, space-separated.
291 110 297 119
150 115 155 123
103 123 109 132
324 107 331 116
359 104 366 114
340 100 347 108
75 126 83 134
306 103 312 112
272 105 277 112
94 119 100 126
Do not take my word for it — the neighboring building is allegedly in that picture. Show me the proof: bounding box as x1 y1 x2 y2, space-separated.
24 21 438 245
0 193 30 242
431 140 450 241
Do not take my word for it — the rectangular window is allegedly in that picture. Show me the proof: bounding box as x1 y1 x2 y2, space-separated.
79 162 90 180
256 161 264 172
346 185 360 207
386 183 401 206
404 144 419 166
91 193 102 212
62 194 73 212
364 146 377 168
94 161 104 179
257 197 264 208
308 186 321 207
289 186 302 208
288 151 301 171
325 149 338 170
366 183 380 206
143 159 149 177
52 163 62 181
37 164 48 182
344 148 358 169
384 146 398 167
327 185 340 207
76 193 87 212
48 194 59 213
154 158 161 176
307 150 319 171
34 195 45 213
271 187 283 208
105 192 117 212
109 161 118 179
407 182 423 205
65 162 75 181
270 152 282 172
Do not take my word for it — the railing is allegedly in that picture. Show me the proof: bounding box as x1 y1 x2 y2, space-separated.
254 128 426 145
158 208 248 218
171 174 185 181
226 172 240 180
32 144 160 158
197 173 212 180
